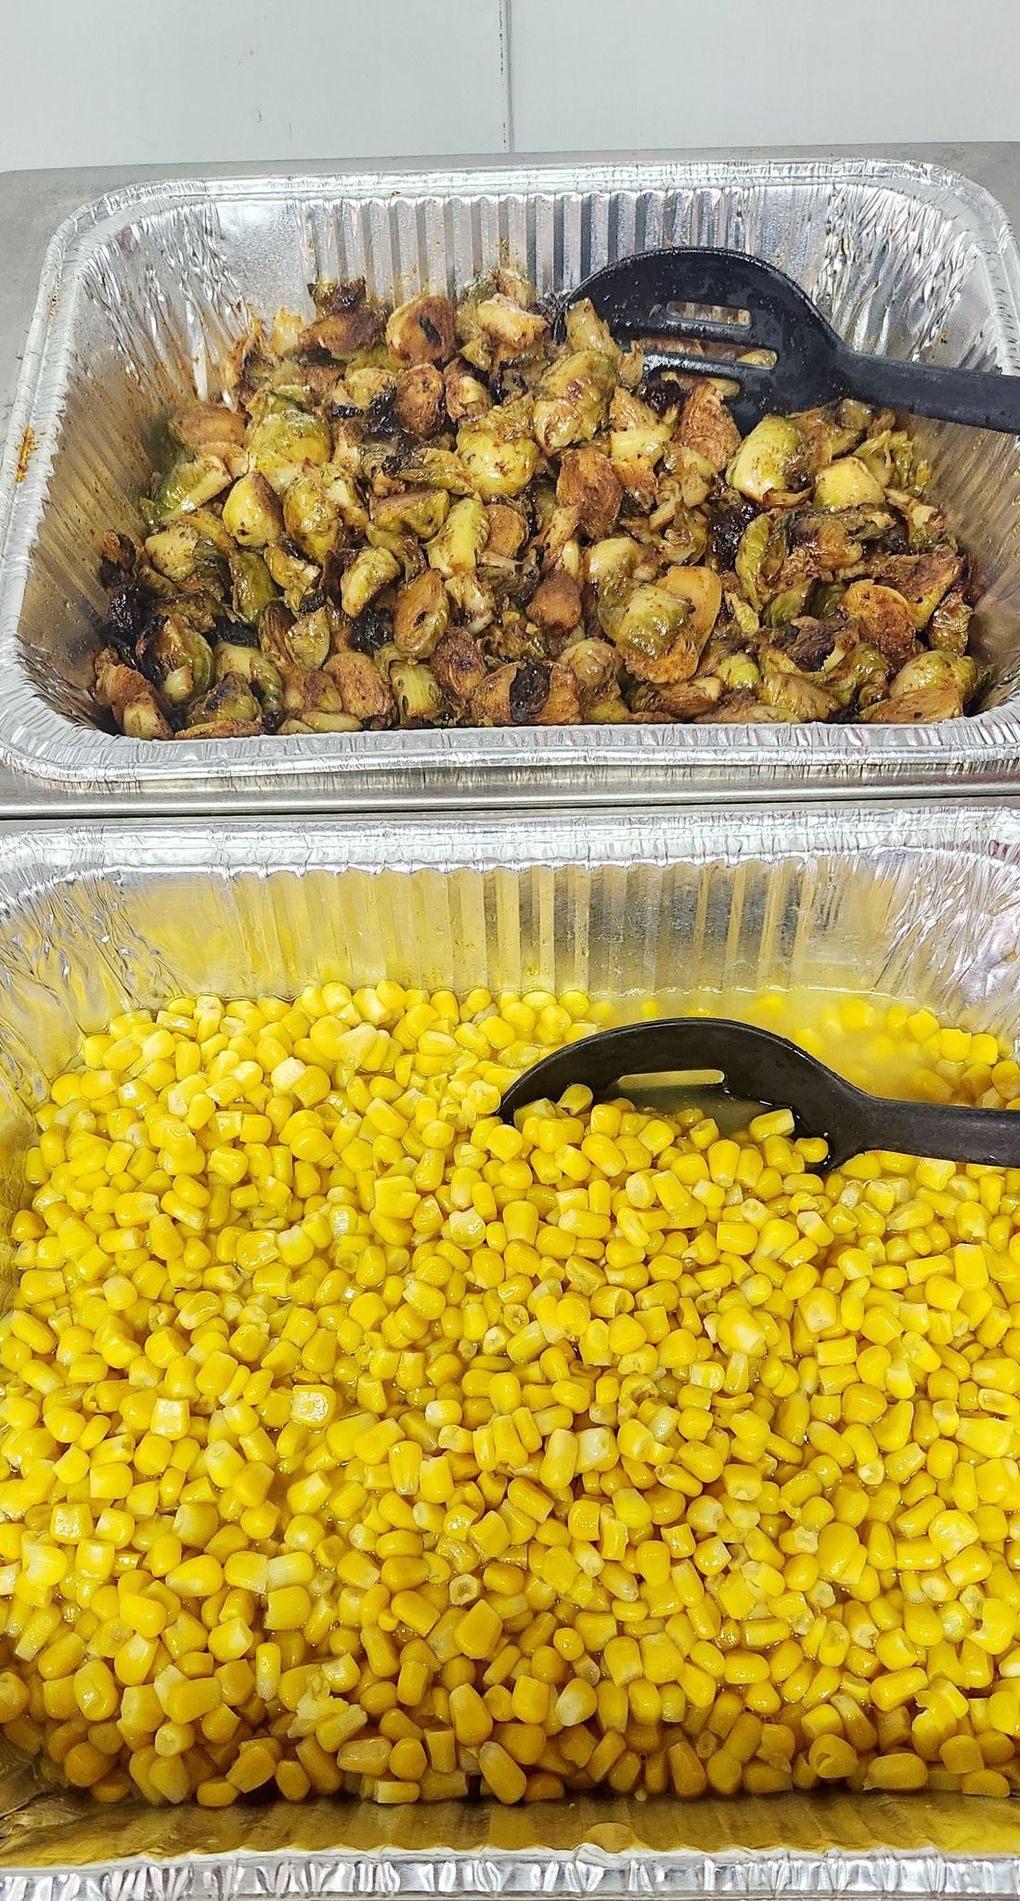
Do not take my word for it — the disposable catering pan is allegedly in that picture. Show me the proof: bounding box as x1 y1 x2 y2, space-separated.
1 160 1020 808
1 801 1020 1881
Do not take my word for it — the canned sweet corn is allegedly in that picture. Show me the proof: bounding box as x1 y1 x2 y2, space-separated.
0 979 1019 1809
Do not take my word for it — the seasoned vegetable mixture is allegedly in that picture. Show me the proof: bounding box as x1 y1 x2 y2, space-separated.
94 272 980 739
2 984 1020 1809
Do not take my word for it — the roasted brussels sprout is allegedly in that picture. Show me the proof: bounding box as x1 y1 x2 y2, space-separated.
389 660 444 725
533 350 616 456
393 569 450 658
393 364 446 439
457 408 540 500
96 274 982 738
556 446 622 540
385 294 456 366
339 547 401 620
814 456 886 511
221 472 284 549
94 648 173 740
137 616 214 705
151 456 232 520
727 416 803 505
247 405 332 494
426 497 488 577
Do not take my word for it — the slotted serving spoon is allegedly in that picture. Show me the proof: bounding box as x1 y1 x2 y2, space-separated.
499 1018 1020 1169
559 247 1020 435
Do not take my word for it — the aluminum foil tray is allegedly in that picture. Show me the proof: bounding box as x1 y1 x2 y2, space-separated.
2 160 1020 808
1 801 1020 1886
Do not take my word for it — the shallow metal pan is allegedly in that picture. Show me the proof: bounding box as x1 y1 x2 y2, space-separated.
1 799 1020 1878
2 160 1020 806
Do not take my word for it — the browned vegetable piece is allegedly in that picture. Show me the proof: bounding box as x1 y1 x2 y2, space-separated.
535 662 582 724
222 472 284 549
678 381 742 472
759 662 838 721
393 569 450 658
174 402 246 467
929 586 973 654
393 364 446 438
182 675 263 736
654 677 724 719
386 294 457 366
562 638 620 705
470 659 551 726
862 686 962 723
529 570 582 637
474 294 549 361
483 504 528 560
325 650 396 726
841 580 917 666
661 566 723 644
93 649 173 740
878 551 963 629
556 446 622 541
443 357 491 423
301 281 381 358
431 630 488 705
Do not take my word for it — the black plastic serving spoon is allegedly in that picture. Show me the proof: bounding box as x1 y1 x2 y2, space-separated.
559 248 1020 436
499 1018 1020 1170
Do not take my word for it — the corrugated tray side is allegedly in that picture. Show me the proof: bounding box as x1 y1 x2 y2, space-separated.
2 160 1020 805
1 802 1020 1885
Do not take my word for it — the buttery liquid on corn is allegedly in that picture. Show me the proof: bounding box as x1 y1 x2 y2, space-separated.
0 981 1018 1810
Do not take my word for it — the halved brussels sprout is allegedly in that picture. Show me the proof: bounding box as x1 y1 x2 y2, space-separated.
726 416 802 505
474 294 548 360
393 364 445 439
533 350 616 456
230 551 278 625
151 456 232 520
612 584 689 660
214 642 284 711
889 650 977 704
247 406 332 494
144 523 200 582
283 470 343 564
661 566 722 644
340 547 401 620
563 299 619 361
873 552 962 630
372 488 451 540
222 472 284 548
389 660 445 725
457 411 540 500
393 569 450 657
556 446 622 539
94 649 173 740
426 497 489 577
677 382 741 474
385 294 456 366
813 456 885 511
137 616 214 705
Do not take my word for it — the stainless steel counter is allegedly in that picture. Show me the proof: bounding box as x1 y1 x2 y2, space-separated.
0 142 1016 815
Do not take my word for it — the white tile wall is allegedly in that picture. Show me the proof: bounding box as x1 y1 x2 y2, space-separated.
510 0 1020 148
0 0 1017 172
0 0 509 169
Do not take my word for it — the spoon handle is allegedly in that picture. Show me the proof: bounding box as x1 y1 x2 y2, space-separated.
838 345 1020 433
857 1095 1020 1169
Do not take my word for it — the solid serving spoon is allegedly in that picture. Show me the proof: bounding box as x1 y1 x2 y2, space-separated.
559 247 1020 436
498 1018 1020 1170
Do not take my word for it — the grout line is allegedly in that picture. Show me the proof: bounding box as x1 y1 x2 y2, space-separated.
498 0 515 153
